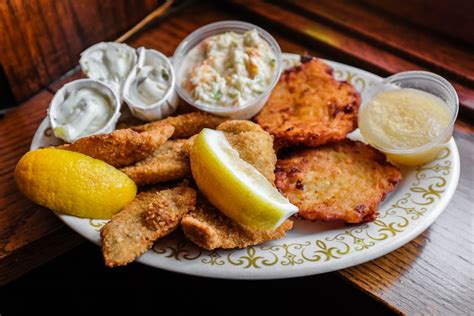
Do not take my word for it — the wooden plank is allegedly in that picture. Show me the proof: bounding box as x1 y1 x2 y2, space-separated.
282 0 474 86
0 0 161 103
361 0 474 47
0 65 16 111
225 0 474 118
0 226 83 286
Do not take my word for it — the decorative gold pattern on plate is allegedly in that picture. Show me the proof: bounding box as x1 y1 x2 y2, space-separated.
152 239 202 261
334 69 368 92
89 219 106 231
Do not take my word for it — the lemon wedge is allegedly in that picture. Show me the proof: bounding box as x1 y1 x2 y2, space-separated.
15 148 137 219
190 129 298 230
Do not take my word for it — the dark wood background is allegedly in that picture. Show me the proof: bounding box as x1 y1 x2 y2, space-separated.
0 0 161 107
0 1 473 315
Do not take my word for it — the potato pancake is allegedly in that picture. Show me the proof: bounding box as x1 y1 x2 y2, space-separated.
275 140 401 223
255 56 360 149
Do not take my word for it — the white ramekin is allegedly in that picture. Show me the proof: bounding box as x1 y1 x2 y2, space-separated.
48 79 121 143
122 47 178 121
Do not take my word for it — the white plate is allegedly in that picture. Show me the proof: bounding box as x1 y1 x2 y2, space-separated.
31 54 460 279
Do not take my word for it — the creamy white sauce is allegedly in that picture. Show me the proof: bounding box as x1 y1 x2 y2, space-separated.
54 88 113 142
80 43 136 94
182 29 277 108
129 64 170 107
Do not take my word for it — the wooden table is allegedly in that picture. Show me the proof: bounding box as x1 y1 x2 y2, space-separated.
1 1 473 314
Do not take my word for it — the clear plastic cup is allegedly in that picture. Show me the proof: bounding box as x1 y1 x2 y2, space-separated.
358 71 459 166
172 20 282 119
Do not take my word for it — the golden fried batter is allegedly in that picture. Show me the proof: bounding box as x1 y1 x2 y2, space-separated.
217 120 276 183
121 138 192 185
132 112 227 139
181 196 293 250
275 140 401 223
100 185 196 267
60 125 174 167
255 57 361 149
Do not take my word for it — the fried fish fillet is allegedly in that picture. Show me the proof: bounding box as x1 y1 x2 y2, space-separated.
182 121 290 249
255 56 361 149
217 120 276 183
275 140 401 223
122 120 276 186
132 112 227 139
60 125 174 167
181 197 293 250
121 138 192 185
100 184 196 267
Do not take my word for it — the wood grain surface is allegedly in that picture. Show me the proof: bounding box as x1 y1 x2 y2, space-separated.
0 0 160 106
0 1 472 314
282 0 474 85
361 0 474 46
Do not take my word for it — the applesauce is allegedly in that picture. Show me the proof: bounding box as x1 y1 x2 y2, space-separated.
358 71 458 166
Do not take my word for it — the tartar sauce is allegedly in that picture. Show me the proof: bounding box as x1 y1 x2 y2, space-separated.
54 88 113 142
184 29 277 107
80 43 136 94
129 64 170 107
359 88 452 166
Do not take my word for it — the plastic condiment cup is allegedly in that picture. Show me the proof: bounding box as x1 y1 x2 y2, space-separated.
48 79 121 143
172 20 282 119
358 71 459 166
79 42 137 99
122 47 179 121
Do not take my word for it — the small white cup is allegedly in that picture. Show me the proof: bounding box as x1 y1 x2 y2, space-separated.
122 47 178 121
79 42 138 99
48 79 121 143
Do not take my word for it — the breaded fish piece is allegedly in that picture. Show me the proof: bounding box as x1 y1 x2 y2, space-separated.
275 140 402 223
183 121 290 249
132 112 227 139
60 125 174 167
255 56 361 149
217 120 276 183
181 197 293 250
122 121 276 186
101 185 196 267
121 138 192 185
